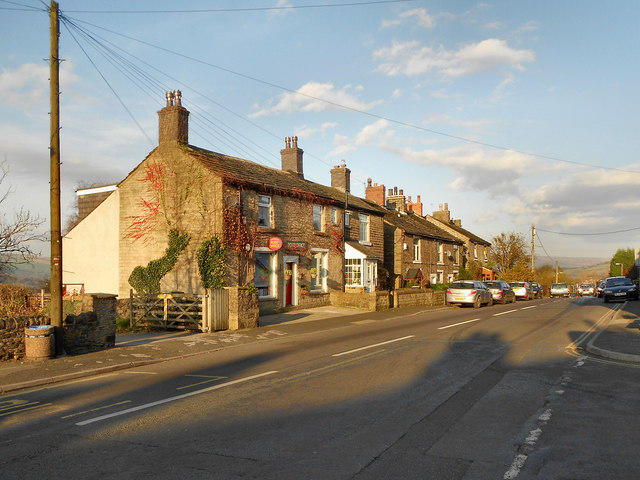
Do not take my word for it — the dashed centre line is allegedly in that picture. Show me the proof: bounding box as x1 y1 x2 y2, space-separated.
438 318 481 330
332 336 415 357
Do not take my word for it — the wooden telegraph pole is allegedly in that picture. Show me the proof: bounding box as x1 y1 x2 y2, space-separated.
531 224 535 278
49 1 63 355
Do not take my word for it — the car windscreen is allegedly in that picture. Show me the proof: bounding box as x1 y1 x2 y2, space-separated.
509 282 525 287
606 278 630 287
450 282 474 289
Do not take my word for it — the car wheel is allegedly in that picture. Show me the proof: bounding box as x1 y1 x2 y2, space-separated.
487 297 493 307
473 297 481 308
501 297 507 305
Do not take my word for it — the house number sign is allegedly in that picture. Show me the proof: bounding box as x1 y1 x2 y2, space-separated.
268 237 283 251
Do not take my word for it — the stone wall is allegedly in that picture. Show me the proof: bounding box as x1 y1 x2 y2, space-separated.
227 287 259 330
393 288 446 308
0 294 117 360
330 291 390 312
0 315 50 361
63 294 117 354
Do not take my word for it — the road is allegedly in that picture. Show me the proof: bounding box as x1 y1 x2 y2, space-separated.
2 297 639 479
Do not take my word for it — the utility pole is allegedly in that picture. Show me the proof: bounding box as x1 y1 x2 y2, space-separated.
50 1 63 355
555 260 559 283
531 224 535 279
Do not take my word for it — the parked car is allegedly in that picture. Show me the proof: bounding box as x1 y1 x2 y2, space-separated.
550 282 571 298
446 280 493 308
484 280 516 304
530 282 543 299
602 277 639 303
578 283 595 296
597 280 606 298
509 281 534 300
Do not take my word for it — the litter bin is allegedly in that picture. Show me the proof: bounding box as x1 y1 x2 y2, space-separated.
24 325 55 360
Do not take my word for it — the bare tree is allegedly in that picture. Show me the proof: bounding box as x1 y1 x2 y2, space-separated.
0 161 46 279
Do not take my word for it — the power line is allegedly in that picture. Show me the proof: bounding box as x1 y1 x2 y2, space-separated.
63 15 640 176
537 226 640 236
63 0 418 14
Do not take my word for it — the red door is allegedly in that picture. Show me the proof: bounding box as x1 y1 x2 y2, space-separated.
285 262 293 306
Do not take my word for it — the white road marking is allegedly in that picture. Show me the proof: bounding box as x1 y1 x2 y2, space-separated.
520 305 537 310
332 336 414 357
493 309 518 316
75 371 278 426
437 318 480 330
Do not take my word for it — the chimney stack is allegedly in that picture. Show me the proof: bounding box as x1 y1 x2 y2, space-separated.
281 136 304 178
330 162 351 193
365 178 386 206
158 90 189 147
407 194 423 216
432 202 452 223
386 186 406 212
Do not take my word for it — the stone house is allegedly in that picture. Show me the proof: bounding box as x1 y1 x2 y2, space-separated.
62 91 386 315
364 182 463 288
425 203 494 280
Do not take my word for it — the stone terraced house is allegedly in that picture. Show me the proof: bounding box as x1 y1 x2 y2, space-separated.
62 92 386 315
364 182 463 288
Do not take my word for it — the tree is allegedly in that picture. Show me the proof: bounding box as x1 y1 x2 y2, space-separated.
0 161 46 280
609 248 635 277
489 231 530 276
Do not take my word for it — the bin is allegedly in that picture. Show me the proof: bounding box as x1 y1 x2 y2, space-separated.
24 325 55 360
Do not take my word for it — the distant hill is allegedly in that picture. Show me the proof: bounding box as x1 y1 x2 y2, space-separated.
535 256 609 270
1 257 49 289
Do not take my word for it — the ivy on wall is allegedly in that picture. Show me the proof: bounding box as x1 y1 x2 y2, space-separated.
128 229 191 294
197 236 226 289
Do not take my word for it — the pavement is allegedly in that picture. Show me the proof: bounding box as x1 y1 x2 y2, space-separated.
2 300 640 395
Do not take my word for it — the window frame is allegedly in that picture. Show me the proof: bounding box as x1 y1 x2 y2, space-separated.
258 195 272 229
313 204 324 232
359 214 370 243
254 251 275 298
413 237 421 262
310 251 328 291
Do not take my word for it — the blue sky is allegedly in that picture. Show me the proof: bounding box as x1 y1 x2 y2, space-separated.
1 0 639 263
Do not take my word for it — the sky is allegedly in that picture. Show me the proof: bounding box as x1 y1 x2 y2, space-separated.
1 0 639 265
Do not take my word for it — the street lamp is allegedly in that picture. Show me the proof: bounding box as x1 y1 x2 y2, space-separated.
615 262 623 276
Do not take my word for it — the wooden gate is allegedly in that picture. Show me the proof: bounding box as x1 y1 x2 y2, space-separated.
130 292 203 330
202 288 229 331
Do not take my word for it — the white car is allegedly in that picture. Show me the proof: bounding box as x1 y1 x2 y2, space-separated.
446 281 493 308
550 283 571 297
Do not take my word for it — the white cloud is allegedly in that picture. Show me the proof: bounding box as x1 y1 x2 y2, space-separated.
374 38 535 79
250 82 380 118
0 62 79 110
382 8 436 29
327 133 356 158
355 119 391 146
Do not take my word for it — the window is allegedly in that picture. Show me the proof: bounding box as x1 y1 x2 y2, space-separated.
359 214 370 243
484 248 488 261
258 195 272 228
437 270 444 284
254 252 274 297
437 241 444 264
474 245 478 259
345 212 350 226
332 208 338 225
453 244 459 264
313 204 323 231
311 251 327 291
345 258 362 286
413 237 421 262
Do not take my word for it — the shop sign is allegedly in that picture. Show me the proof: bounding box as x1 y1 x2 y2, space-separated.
286 241 308 253
268 237 283 251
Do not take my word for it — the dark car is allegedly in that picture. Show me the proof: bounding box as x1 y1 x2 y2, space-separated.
530 282 543 299
484 280 516 304
597 280 606 298
602 277 639 303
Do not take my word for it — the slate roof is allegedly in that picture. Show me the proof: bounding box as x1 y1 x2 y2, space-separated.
346 241 382 261
384 210 462 243
186 145 386 216
429 216 491 246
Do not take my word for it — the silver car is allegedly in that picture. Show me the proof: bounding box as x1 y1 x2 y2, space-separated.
550 282 571 297
509 281 534 300
446 280 493 308
484 280 516 304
